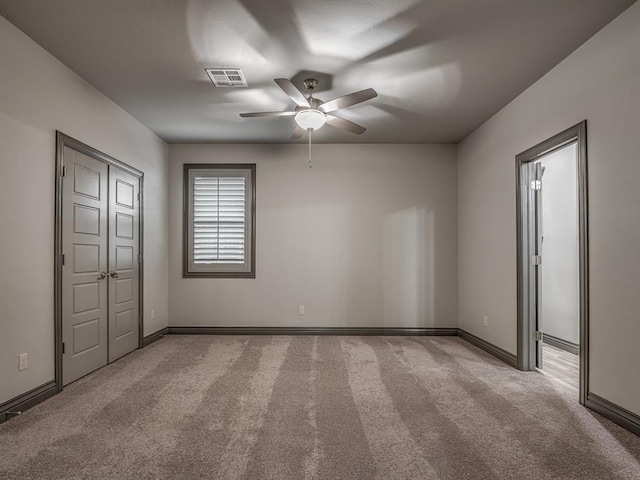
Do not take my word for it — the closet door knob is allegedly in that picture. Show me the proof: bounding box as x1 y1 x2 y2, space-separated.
109 270 119 279
97 271 108 280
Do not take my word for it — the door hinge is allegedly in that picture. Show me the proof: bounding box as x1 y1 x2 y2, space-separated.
61 165 67 177
531 255 542 266
62 342 66 354
535 331 543 342
530 179 541 190
61 254 65 266
137 254 142 264
137 192 141 201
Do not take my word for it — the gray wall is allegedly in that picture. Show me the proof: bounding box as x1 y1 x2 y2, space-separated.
458 2 640 415
540 145 579 346
0 16 169 404
169 144 458 329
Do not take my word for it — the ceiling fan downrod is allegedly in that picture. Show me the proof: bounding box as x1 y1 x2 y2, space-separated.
303 78 318 99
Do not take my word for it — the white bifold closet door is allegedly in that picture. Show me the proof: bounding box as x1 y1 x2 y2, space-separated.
62 147 140 386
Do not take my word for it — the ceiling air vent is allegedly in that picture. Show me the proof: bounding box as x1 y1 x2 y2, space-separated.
205 68 247 87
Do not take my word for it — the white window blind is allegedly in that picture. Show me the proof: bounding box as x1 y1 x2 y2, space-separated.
193 176 246 264
184 164 254 278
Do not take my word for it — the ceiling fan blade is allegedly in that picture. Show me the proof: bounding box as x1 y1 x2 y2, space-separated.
320 88 377 113
325 115 366 135
274 78 310 108
239 111 296 118
291 125 307 139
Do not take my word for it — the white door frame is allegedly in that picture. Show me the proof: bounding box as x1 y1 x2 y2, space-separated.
54 131 144 392
515 120 589 405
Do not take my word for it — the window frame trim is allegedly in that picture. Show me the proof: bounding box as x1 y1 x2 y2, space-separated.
182 163 256 278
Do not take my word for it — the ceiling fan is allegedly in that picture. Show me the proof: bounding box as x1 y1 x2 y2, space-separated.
239 78 377 139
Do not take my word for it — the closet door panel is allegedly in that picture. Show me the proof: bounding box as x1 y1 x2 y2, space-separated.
62 148 109 385
108 167 140 362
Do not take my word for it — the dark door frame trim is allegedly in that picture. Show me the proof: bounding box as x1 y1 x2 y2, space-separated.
515 120 588 405
54 132 144 392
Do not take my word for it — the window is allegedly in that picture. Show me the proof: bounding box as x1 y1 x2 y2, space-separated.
183 164 255 277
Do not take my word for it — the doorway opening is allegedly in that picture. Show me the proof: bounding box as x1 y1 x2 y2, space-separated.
516 121 588 404
54 132 144 391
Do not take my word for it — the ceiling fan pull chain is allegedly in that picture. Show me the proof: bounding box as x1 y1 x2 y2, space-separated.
308 128 312 169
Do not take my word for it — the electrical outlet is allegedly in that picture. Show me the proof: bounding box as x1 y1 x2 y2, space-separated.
151 309 155 321
298 306 305 315
18 353 28 371
483 316 488 327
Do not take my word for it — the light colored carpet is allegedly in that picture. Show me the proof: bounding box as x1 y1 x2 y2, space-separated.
1 335 639 479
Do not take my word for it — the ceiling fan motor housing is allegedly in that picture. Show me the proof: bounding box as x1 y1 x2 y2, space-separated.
296 98 324 112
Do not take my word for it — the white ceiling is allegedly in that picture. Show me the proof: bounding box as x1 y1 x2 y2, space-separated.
0 0 635 144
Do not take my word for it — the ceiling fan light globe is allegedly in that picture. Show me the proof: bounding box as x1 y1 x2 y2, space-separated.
294 109 326 130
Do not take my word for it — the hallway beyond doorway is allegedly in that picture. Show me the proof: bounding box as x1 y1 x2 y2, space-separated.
540 343 579 394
